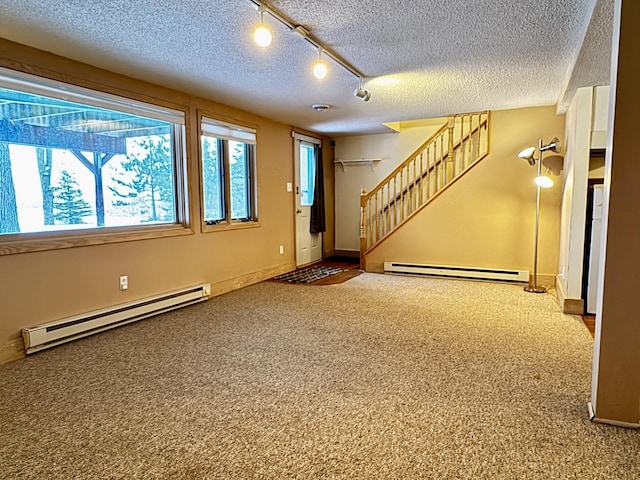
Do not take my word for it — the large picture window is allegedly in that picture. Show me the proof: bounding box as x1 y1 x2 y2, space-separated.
200 117 257 226
0 69 186 240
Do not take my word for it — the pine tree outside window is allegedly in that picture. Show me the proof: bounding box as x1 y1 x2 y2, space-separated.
200 117 257 228
0 67 187 246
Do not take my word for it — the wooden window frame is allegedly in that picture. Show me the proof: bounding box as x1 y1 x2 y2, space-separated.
199 113 259 233
0 68 192 256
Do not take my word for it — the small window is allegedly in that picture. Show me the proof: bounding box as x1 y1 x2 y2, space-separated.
200 117 257 226
0 68 186 239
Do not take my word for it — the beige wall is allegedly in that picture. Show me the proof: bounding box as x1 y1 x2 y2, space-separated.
0 40 333 346
365 107 565 277
334 125 443 252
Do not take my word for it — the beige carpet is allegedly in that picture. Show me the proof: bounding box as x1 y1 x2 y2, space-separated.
1 274 639 479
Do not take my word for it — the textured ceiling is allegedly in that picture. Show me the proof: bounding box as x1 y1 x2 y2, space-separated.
0 0 611 136
558 0 614 112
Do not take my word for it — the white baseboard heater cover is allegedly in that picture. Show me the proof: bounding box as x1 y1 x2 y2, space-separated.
384 262 529 283
22 284 211 354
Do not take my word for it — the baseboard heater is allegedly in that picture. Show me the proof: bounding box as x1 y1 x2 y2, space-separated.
383 262 529 283
22 284 211 354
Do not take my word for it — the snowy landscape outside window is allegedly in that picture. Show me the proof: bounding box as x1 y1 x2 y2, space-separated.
201 117 257 225
0 70 185 237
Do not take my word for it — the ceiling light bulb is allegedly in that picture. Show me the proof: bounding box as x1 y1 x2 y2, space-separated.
313 61 328 79
534 175 553 188
254 25 272 47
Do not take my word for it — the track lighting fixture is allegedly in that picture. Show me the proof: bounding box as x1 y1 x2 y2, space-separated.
253 5 272 47
312 49 328 79
248 0 372 103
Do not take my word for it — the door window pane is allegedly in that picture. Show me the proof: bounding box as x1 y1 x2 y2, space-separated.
300 144 316 206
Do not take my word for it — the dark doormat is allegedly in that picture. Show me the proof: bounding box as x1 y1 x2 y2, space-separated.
273 265 345 284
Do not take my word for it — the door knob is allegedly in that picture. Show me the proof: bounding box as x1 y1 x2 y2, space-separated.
296 209 302 214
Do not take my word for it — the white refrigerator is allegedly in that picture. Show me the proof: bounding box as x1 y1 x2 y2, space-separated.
586 185 604 314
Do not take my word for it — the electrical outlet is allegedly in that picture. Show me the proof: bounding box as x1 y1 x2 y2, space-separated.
119 275 128 291
279 245 284 254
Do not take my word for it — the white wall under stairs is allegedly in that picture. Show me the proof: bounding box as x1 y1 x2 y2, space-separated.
334 123 443 252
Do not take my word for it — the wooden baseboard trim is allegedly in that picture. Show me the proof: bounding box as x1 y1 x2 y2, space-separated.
208 262 296 298
563 298 585 315
536 274 556 288
555 275 584 314
592 417 640 429
588 402 640 429
0 337 26 366
331 249 360 259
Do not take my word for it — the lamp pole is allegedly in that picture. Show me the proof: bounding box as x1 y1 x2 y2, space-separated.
525 138 546 293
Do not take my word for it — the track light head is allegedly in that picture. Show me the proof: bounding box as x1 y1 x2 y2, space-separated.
313 49 328 79
354 88 371 102
254 5 272 47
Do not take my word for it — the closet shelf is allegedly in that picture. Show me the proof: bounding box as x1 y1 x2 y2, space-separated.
334 158 382 172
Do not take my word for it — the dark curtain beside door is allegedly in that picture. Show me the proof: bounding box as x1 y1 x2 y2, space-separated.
310 144 326 233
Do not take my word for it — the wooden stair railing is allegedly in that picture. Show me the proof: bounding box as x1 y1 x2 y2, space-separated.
360 111 490 267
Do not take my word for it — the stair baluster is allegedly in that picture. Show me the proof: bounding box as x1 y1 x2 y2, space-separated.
359 111 491 267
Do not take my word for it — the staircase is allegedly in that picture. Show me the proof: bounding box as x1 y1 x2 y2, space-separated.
359 111 491 268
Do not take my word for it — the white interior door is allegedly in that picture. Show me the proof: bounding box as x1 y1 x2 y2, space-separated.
295 134 322 267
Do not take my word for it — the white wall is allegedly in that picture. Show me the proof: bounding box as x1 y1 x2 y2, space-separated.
333 125 442 251
591 86 610 149
558 88 593 301
557 85 609 306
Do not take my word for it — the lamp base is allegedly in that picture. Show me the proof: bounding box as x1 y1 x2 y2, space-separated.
524 286 547 294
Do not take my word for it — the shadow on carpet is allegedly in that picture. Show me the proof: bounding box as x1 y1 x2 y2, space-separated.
273 265 344 284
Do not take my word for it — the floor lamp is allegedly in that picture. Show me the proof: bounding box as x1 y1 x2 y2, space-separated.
517 137 561 293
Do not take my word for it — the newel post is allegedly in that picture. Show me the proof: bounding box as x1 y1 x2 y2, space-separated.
360 188 367 270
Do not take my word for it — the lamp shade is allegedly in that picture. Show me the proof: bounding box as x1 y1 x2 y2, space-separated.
518 146 536 165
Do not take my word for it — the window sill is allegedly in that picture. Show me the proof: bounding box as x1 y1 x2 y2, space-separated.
0 224 194 256
202 221 261 233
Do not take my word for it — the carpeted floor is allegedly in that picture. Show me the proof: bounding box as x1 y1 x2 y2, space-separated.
1 274 639 479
